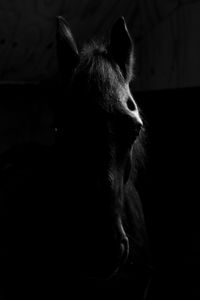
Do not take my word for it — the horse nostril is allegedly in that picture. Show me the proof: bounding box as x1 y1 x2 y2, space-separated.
127 98 136 111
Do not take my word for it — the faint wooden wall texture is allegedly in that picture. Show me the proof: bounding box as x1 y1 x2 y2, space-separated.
0 0 200 90
135 1 200 90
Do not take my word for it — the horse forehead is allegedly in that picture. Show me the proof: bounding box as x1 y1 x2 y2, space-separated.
108 83 134 113
96 78 132 110
118 83 133 103
72 64 134 114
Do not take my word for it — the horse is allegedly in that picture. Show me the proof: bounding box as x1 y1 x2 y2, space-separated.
55 15 151 291
0 16 151 300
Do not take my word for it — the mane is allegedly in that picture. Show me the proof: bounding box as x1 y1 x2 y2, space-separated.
124 129 149 265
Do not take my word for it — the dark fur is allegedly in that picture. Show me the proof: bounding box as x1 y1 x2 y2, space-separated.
56 17 152 295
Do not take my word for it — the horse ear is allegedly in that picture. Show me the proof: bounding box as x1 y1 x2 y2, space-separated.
109 17 134 81
56 16 79 81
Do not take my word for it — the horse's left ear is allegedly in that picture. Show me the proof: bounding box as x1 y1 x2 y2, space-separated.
108 17 134 82
56 16 79 81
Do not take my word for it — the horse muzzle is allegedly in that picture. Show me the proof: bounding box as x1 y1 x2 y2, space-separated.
79 218 130 280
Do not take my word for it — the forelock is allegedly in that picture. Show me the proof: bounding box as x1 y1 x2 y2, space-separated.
72 40 127 111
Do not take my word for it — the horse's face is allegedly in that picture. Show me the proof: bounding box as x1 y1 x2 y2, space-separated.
56 17 143 278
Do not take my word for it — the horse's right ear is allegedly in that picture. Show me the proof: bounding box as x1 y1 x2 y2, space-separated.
108 17 134 82
56 16 79 81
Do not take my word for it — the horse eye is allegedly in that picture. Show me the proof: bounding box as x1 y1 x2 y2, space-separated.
127 98 136 111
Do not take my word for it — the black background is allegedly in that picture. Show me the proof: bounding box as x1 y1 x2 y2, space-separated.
0 0 200 298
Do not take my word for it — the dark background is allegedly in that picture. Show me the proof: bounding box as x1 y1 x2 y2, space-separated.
0 0 200 298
